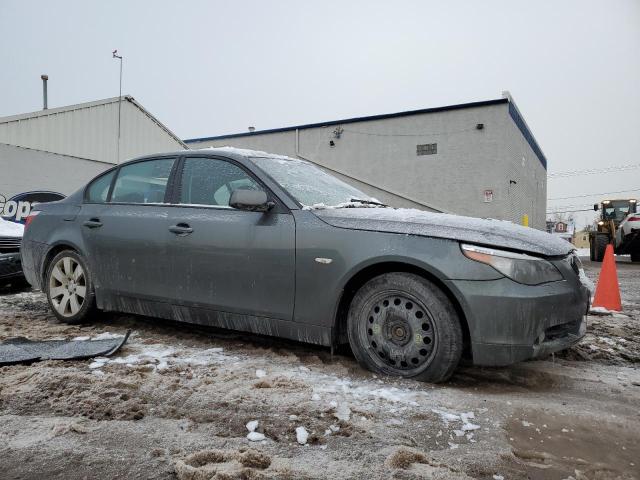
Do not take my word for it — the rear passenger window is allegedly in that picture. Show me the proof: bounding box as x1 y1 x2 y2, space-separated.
111 158 175 204
86 170 115 203
179 158 260 207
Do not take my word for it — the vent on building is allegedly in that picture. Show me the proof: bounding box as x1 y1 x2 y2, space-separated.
417 143 437 156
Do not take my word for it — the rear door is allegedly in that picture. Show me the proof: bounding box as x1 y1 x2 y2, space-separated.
166 156 296 320
80 157 177 302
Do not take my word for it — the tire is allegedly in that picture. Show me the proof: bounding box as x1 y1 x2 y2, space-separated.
631 250 640 263
347 272 463 383
589 237 596 261
593 234 609 262
45 250 96 324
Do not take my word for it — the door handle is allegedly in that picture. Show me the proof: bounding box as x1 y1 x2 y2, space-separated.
83 218 103 229
169 223 193 235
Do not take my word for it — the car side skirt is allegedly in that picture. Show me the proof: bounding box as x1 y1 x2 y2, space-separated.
102 293 333 347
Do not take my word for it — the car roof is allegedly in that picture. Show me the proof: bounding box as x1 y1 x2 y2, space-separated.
124 147 297 166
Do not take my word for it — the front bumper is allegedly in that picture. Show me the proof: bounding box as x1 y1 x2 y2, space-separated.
0 251 24 282
450 257 590 366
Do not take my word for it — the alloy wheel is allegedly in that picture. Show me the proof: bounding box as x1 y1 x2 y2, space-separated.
49 256 87 317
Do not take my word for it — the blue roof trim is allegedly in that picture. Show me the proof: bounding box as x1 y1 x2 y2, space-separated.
508 102 547 170
184 98 509 143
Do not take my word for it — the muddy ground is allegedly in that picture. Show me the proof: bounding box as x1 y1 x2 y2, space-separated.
0 259 639 480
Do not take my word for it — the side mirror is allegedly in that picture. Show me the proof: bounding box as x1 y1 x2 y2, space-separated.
593 203 599 211
229 189 274 212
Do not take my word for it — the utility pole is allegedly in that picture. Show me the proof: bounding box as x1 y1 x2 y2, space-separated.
112 49 123 163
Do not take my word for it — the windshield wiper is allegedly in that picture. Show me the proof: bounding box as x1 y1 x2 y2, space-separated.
349 198 388 207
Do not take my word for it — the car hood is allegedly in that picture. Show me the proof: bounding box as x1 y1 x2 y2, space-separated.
313 208 573 257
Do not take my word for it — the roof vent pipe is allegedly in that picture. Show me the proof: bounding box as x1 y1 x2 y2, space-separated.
41 75 48 110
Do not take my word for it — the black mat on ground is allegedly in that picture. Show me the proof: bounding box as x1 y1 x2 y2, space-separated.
0 330 130 366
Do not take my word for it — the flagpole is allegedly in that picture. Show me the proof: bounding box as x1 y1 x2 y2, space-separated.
112 50 123 163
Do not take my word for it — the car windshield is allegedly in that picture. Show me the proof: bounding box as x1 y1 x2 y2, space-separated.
603 201 633 222
252 156 380 208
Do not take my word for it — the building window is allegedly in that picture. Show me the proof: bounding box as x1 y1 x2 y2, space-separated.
417 143 437 156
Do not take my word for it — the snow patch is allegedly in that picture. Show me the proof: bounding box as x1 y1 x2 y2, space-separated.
334 403 351 422
578 268 595 293
88 344 231 371
295 426 309 445
73 332 126 342
590 306 619 315
247 431 265 442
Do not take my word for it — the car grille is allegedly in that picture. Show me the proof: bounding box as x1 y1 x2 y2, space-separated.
0 236 21 254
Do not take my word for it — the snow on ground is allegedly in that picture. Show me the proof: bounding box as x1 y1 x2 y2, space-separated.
88 343 231 372
85 335 485 439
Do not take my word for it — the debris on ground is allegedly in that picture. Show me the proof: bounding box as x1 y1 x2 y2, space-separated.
0 330 130 366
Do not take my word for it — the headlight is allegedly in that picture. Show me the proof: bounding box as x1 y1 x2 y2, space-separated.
461 244 563 285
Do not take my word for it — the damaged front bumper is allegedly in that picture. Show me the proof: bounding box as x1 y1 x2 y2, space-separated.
468 314 587 366
450 256 590 367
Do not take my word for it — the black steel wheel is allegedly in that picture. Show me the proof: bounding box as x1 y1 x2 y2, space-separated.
347 272 463 383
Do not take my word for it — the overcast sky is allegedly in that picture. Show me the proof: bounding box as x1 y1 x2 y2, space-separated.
1 0 639 227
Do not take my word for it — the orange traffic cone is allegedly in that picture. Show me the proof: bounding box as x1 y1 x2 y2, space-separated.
592 244 622 311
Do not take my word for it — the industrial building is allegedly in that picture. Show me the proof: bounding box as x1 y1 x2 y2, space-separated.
185 95 547 229
0 96 186 201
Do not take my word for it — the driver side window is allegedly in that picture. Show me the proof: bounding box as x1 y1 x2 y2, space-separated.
179 157 260 207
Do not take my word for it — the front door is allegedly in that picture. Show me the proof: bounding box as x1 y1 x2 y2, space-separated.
167 156 295 321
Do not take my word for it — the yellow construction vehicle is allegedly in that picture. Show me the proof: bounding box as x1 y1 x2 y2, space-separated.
590 199 639 262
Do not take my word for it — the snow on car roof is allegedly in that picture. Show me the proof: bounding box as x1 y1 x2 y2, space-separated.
197 146 297 161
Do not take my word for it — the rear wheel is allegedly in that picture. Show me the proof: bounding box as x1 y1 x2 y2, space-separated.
593 233 609 262
45 250 96 324
347 273 463 383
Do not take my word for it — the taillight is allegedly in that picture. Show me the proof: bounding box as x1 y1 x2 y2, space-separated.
24 210 40 229
628 216 640 222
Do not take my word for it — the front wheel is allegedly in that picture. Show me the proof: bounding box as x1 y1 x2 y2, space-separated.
45 250 96 324
593 234 609 262
631 250 640 263
347 273 463 383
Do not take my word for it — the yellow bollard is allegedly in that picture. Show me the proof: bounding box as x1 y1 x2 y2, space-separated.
522 214 529 227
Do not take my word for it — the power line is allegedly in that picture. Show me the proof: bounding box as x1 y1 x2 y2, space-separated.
545 208 595 214
548 188 640 201
548 163 640 178
547 202 594 210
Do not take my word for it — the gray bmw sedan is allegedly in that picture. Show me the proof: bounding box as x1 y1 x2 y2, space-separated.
21 148 590 382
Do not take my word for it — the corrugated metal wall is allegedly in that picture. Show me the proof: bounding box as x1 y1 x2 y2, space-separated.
0 98 185 163
0 143 113 198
